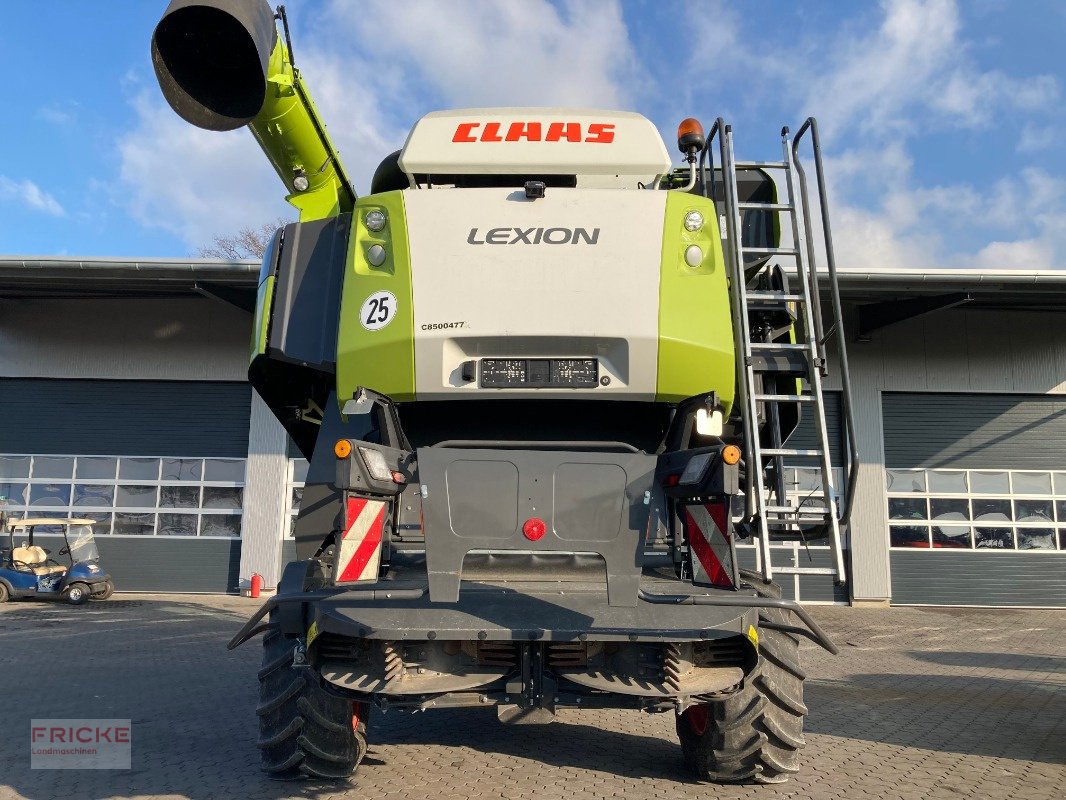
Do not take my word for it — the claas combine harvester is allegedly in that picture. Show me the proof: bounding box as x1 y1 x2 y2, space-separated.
151 0 858 784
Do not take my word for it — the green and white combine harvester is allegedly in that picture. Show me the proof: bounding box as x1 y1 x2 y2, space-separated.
152 0 858 783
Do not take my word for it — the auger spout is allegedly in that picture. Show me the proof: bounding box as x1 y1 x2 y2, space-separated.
151 0 355 219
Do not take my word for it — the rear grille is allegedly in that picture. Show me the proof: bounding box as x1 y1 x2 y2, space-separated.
693 636 749 668
316 635 359 661
476 641 519 668
546 642 587 668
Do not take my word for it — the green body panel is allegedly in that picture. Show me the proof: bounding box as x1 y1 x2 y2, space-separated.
656 193 736 410
336 192 417 405
249 40 354 221
251 275 274 360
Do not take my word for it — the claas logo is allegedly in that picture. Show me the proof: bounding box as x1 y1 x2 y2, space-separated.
452 121 615 144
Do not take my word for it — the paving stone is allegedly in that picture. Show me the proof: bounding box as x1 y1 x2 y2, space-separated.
0 597 1062 799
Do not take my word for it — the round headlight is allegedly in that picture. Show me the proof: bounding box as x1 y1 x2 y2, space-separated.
684 245 703 268
365 210 387 232
367 244 387 267
292 171 310 192
684 210 704 232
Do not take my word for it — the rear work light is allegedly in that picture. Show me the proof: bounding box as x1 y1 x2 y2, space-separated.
357 446 407 485
679 452 713 485
357 446 392 482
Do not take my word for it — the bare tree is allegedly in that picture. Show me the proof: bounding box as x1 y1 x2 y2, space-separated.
198 218 289 259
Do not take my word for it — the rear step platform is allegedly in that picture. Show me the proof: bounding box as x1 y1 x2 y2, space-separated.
311 577 759 643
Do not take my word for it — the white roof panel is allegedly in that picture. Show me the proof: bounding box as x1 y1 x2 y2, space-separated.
399 108 672 179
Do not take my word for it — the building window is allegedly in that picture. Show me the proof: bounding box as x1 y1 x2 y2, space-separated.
887 468 1066 551
285 458 309 538
0 454 245 538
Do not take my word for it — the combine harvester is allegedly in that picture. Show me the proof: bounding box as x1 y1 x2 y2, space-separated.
151 0 857 783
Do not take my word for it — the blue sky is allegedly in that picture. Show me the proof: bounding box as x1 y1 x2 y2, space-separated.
1 0 1063 268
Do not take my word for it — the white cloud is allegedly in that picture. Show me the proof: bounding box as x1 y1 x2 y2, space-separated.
784 0 1065 268
0 176 65 216
320 0 643 110
802 0 1058 138
37 102 80 126
116 94 291 251
1017 123 1055 154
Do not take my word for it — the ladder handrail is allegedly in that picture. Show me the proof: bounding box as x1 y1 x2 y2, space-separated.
704 119 758 526
791 118 860 527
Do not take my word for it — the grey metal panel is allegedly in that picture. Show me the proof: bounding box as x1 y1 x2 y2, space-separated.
417 447 656 606
268 216 350 369
280 539 297 567
797 549 850 603
783 390 843 464
0 378 251 457
891 551 1066 607
0 297 250 382
883 392 1066 469
239 393 289 589
735 548 796 601
35 534 241 593
735 547 846 602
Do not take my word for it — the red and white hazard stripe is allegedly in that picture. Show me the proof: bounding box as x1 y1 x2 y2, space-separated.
335 496 386 584
682 503 735 589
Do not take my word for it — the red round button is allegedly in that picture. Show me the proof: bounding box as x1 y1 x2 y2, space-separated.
522 517 546 541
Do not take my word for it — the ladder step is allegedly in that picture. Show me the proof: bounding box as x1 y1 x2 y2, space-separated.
735 160 789 169
745 291 805 301
763 505 832 514
749 353 809 375
754 393 815 402
773 567 839 576
750 341 805 349
738 202 793 211
740 246 798 256
761 448 823 457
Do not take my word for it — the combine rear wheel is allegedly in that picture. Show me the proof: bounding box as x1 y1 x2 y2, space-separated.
676 571 806 783
257 616 368 780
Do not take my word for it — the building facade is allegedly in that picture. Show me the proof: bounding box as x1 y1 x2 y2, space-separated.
1 257 1064 606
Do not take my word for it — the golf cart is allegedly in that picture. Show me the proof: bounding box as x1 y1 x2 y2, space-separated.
0 518 114 605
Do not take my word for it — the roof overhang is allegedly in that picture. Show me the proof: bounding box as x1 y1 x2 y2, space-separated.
0 256 259 310
1 257 1063 314
824 267 1066 313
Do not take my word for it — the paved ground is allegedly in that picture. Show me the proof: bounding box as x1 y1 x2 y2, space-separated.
0 595 1062 800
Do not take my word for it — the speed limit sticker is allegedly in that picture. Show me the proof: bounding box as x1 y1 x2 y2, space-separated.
360 290 397 331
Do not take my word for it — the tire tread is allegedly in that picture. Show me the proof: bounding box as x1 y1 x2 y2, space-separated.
256 613 366 781
676 571 807 784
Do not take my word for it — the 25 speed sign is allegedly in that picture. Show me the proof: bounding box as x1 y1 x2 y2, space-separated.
360 291 397 331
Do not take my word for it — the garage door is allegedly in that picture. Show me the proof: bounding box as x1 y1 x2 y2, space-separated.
883 392 1066 607
0 379 251 592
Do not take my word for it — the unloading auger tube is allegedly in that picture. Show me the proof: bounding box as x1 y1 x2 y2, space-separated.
152 0 354 220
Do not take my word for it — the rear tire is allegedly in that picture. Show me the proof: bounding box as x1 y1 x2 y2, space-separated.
0 582 9 603
676 571 806 784
257 617 368 780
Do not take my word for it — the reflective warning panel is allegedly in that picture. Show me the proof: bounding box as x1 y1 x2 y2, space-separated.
683 502 736 589
335 496 386 583
399 108 672 187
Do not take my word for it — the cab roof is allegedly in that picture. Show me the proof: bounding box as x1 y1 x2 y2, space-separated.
398 108 673 188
